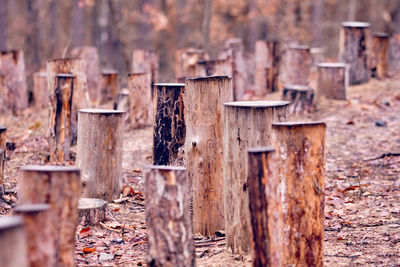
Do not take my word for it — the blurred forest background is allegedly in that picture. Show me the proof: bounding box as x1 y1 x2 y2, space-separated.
1 0 400 83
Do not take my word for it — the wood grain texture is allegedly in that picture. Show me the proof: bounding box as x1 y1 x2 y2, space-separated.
0 216 28 267
316 63 348 100
128 72 152 128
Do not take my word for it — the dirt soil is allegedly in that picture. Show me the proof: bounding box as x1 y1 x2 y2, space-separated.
0 75 399 266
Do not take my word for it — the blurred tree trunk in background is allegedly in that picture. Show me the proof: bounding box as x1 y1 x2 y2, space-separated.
247 0 257 52
312 0 323 46
348 0 357 21
48 0 57 59
0 0 8 50
71 0 85 47
396 0 400 32
202 0 212 53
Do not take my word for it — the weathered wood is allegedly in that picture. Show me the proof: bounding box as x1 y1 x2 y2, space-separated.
248 147 282 267
100 70 119 106
78 198 107 226
282 45 311 86
153 83 185 166
175 48 208 79
339 21 371 85
224 38 247 101
316 63 348 100
0 126 6 196
115 90 130 123
195 59 233 77
0 216 28 267
272 122 326 267
76 109 124 201
0 50 28 114
128 72 152 128
255 40 280 96
223 101 289 253
14 204 55 267
18 166 81 267
145 166 194 267
371 33 389 79
49 74 74 162
185 76 233 236
266 41 280 93
33 72 48 109
389 33 400 71
132 49 159 86
282 85 315 115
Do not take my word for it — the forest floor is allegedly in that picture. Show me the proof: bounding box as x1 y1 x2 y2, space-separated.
0 74 399 266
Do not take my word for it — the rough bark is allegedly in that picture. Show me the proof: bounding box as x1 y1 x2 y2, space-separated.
282 85 315 114
33 72 48 110
153 83 185 166
282 45 311 86
185 76 233 236
0 216 28 267
371 33 389 79
100 70 119 106
272 122 326 267
145 166 194 267
48 74 74 162
0 126 6 196
132 49 159 86
316 63 348 100
223 101 289 253
175 48 208 80
76 109 124 201
248 148 282 267
128 72 152 128
339 22 371 85
225 38 247 101
18 166 81 267
14 204 55 267
78 198 107 226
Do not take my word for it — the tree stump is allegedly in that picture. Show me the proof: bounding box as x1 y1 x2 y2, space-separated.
18 165 81 267
128 72 152 128
224 38 247 101
272 122 326 267
0 50 28 114
248 147 282 267
33 72 48 110
316 63 348 100
153 83 185 166
389 34 400 71
185 76 233 236
282 85 315 115
0 126 6 196
195 59 233 77
132 49 159 86
49 74 75 162
100 70 119 107
223 101 289 253
255 40 280 95
14 204 55 267
371 33 389 79
78 198 107 226
115 90 130 123
175 48 208 79
283 45 311 86
266 41 280 93
145 166 194 267
339 21 371 85
76 109 124 201
310 47 325 79
0 216 28 267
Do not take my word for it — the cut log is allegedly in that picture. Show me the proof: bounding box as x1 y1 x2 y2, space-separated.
153 83 185 166
195 59 233 77
282 85 315 115
76 109 124 201
14 204 55 267
115 90 130 123
272 122 326 267
100 70 119 107
224 38 247 101
33 72 48 109
248 147 282 267
18 165 81 267
0 216 28 267
145 166 194 267
282 45 311 86
0 50 28 114
0 126 6 196
223 101 289 253
175 48 208 79
339 21 371 85
78 198 107 226
49 74 75 162
316 63 348 100
132 49 159 86
127 72 152 128
185 76 233 236
371 33 389 79
389 33 400 71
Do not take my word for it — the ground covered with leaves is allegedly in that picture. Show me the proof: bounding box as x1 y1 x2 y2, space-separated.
0 75 399 266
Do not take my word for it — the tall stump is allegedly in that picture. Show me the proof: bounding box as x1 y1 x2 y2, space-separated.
100 70 119 106
339 21 371 85
0 126 6 196
223 101 289 253
371 33 389 79
0 216 28 267
145 166 194 267
128 72 152 128
283 45 311 86
316 63 348 100
132 49 159 86
225 38 247 101
185 76 233 236
76 109 124 201
33 72 49 109
49 74 74 162
272 122 326 267
175 48 208 79
18 166 81 267
153 83 185 166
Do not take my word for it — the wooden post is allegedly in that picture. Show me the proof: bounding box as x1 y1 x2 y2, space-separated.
255 40 280 95
283 45 311 86
389 33 400 71
223 101 289 253
49 74 74 162
0 216 28 267
33 72 48 109
18 166 81 267
76 109 124 201
371 33 389 79
195 59 233 77
266 41 280 93
225 38 247 101
282 85 315 115
248 147 282 267
175 48 208 79
145 166 194 267
14 204 55 267
0 50 28 113
153 83 185 166
316 63 348 100
100 70 119 107
127 72 152 128
78 198 107 226
132 49 159 86
0 126 6 196
185 76 233 236
339 21 371 85
272 122 326 267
